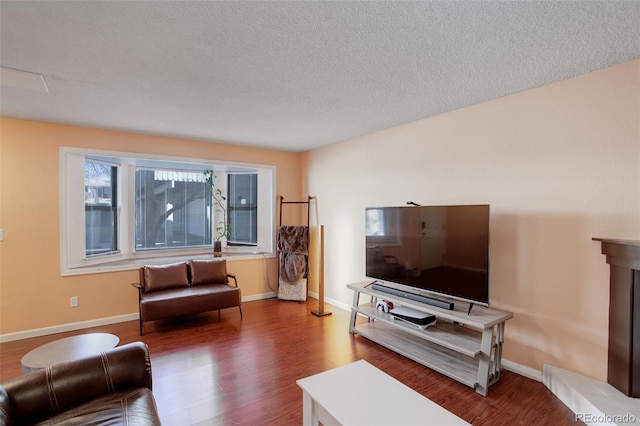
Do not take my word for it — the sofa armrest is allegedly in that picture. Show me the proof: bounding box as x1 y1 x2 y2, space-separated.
0 386 11 426
227 273 238 287
0 342 152 425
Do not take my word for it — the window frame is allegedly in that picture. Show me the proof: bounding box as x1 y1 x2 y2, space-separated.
60 147 276 276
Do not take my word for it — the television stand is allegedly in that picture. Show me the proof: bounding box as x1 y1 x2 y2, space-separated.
348 281 513 396
371 282 454 310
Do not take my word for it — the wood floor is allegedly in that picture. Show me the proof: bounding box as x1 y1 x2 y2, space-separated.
0 298 581 425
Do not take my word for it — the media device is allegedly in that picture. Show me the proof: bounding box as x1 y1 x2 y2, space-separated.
389 306 437 327
375 299 394 313
365 204 490 310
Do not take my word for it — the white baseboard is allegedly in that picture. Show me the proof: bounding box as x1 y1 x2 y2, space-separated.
0 293 544 387
307 291 350 312
323 296 350 312
242 291 277 302
502 359 542 382
0 313 139 343
310 293 542 382
0 292 279 343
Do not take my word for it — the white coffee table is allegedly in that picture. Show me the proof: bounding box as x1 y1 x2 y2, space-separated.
297 359 470 426
21 333 120 373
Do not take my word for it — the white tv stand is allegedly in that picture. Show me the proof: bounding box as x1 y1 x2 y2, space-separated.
348 281 513 396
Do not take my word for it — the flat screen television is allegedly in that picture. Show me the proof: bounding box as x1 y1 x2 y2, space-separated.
365 204 490 308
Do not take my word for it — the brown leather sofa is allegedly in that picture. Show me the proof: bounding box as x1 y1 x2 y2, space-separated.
133 259 243 335
0 342 161 425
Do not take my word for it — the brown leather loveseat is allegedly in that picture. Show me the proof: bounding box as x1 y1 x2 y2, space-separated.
133 259 243 335
0 342 161 425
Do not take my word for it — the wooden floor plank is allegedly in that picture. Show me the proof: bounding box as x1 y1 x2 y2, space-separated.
0 298 581 425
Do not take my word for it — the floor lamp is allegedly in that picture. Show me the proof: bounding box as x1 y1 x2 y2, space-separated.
312 225 332 317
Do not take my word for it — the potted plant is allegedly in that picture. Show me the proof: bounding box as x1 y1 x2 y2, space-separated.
204 169 230 257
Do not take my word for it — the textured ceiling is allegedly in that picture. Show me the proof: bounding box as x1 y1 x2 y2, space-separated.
1 1 639 152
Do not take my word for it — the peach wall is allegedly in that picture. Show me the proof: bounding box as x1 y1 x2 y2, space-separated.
301 59 640 380
0 118 302 335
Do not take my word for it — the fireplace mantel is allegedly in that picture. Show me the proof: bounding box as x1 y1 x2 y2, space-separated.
593 237 640 398
594 238 640 269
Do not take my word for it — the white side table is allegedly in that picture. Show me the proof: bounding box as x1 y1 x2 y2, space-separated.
21 333 120 373
296 359 470 426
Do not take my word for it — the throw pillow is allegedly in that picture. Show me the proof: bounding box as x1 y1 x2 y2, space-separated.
189 259 228 286
142 262 189 293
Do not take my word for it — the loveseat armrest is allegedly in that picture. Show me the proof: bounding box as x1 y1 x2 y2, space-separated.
0 385 11 426
0 342 152 425
132 283 144 334
227 273 238 287
132 281 144 295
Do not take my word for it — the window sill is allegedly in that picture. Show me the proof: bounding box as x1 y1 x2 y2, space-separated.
62 250 275 277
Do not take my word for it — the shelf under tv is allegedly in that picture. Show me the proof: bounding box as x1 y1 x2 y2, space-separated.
347 281 513 396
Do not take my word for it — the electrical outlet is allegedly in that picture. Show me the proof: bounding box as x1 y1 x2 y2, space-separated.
70 296 78 308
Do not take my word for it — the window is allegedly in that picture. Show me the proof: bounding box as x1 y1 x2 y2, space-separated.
365 208 385 237
84 160 118 257
61 147 275 275
135 169 212 251
365 207 400 246
227 173 258 246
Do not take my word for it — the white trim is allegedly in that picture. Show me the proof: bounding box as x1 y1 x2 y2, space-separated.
1 293 546 388
0 292 279 343
242 291 277 302
334 287 542 383
0 313 139 343
311 292 542 383
308 295 543 385
307 292 350 312
502 359 542 382
62 252 276 276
